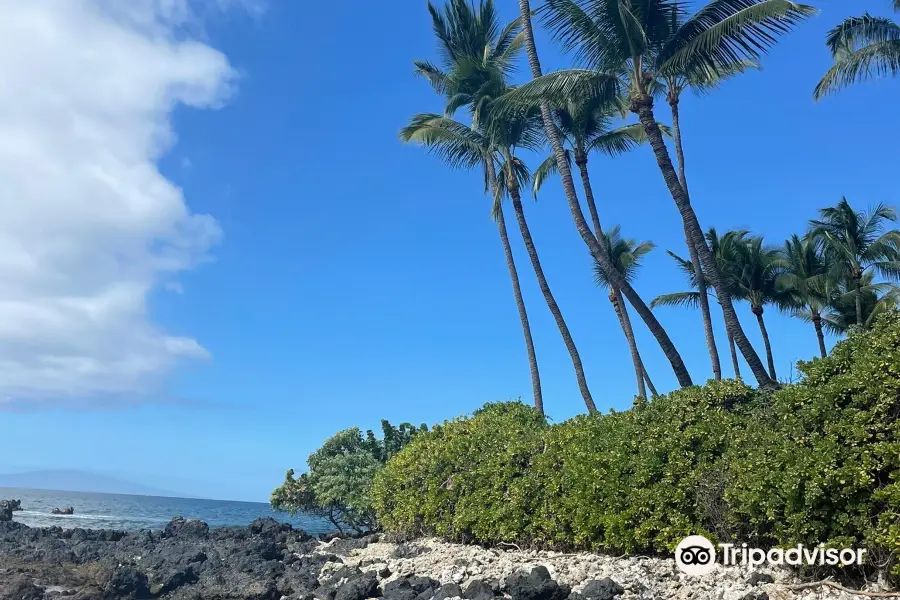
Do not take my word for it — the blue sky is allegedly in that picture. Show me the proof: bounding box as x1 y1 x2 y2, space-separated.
0 0 897 502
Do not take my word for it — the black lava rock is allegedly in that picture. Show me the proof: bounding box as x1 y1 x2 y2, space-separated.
383 576 438 600
334 574 379 600
580 578 625 600
747 572 774 586
163 518 209 539
505 567 569 600
463 579 495 600
1 576 44 600
330 535 379 556
0 502 12 523
104 566 149 600
433 583 462 600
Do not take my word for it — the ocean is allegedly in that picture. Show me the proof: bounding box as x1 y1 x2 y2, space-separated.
0 486 336 534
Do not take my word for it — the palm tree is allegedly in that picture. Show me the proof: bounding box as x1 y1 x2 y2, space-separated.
513 0 815 389
810 197 900 328
592 226 658 401
729 236 784 380
776 234 838 358
652 228 749 379
417 0 598 414
822 271 900 334
514 0 694 389
657 55 756 381
490 105 599 413
400 116 544 414
407 0 544 414
814 1 900 99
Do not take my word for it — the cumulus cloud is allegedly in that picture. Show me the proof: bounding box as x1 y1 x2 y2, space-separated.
0 0 245 406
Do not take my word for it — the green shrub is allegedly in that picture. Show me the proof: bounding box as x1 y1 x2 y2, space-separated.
726 311 900 575
533 379 754 553
372 401 546 544
272 420 426 533
365 313 900 582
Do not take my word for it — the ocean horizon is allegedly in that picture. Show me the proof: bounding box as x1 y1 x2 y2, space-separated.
1 486 336 533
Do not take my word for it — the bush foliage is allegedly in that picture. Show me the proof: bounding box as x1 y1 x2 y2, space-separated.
370 312 900 577
271 420 426 533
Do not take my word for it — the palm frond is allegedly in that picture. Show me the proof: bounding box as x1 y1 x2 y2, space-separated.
593 224 654 287
650 291 703 309
490 69 621 115
814 38 900 98
666 249 698 285
586 123 647 156
413 60 450 95
824 13 900 57
493 14 522 57
688 59 760 94
400 114 488 170
659 0 816 80
541 0 630 70
532 150 572 198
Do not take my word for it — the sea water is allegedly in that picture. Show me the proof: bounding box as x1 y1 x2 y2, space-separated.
1 486 335 533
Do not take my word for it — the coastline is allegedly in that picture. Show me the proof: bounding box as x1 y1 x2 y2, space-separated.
0 518 876 600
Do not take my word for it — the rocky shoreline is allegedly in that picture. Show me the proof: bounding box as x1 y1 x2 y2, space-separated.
0 519 881 600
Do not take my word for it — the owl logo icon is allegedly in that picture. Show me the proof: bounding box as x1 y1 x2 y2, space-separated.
675 535 717 576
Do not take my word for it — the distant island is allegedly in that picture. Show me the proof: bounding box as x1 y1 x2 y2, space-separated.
0 469 184 498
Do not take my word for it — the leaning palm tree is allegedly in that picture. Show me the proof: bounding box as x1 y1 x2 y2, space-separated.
592 226 658 402
417 0 598 414
488 102 599 413
407 0 545 414
814 1 900 99
776 234 840 358
400 116 544 414
512 0 694 389
810 197 900 328
512 0 815 389
656 53 756 381
729 236 784 380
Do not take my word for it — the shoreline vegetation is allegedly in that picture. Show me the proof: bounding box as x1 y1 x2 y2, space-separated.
273 312 900 595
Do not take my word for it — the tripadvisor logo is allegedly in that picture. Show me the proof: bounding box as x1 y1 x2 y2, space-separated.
675 535 867 576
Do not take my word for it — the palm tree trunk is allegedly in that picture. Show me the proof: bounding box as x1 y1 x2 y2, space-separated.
728 328 741 379
516 0 693 388
641 357 658 397
507 177 597 413
812 312 827 358
577 150 656 396
619 288 657 396
752 306 777 380
610 288 646 399
669 100 722 381
488 162 543 415
630 95 774 388
854 274 864 327
575 150 603 236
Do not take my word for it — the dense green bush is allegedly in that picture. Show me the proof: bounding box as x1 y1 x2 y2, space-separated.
371 312 900 579
372 402 546 543
272 420 426 533
533 379 754 553
725 311 900 575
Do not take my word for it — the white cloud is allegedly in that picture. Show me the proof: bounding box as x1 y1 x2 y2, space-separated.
0 0 246 405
